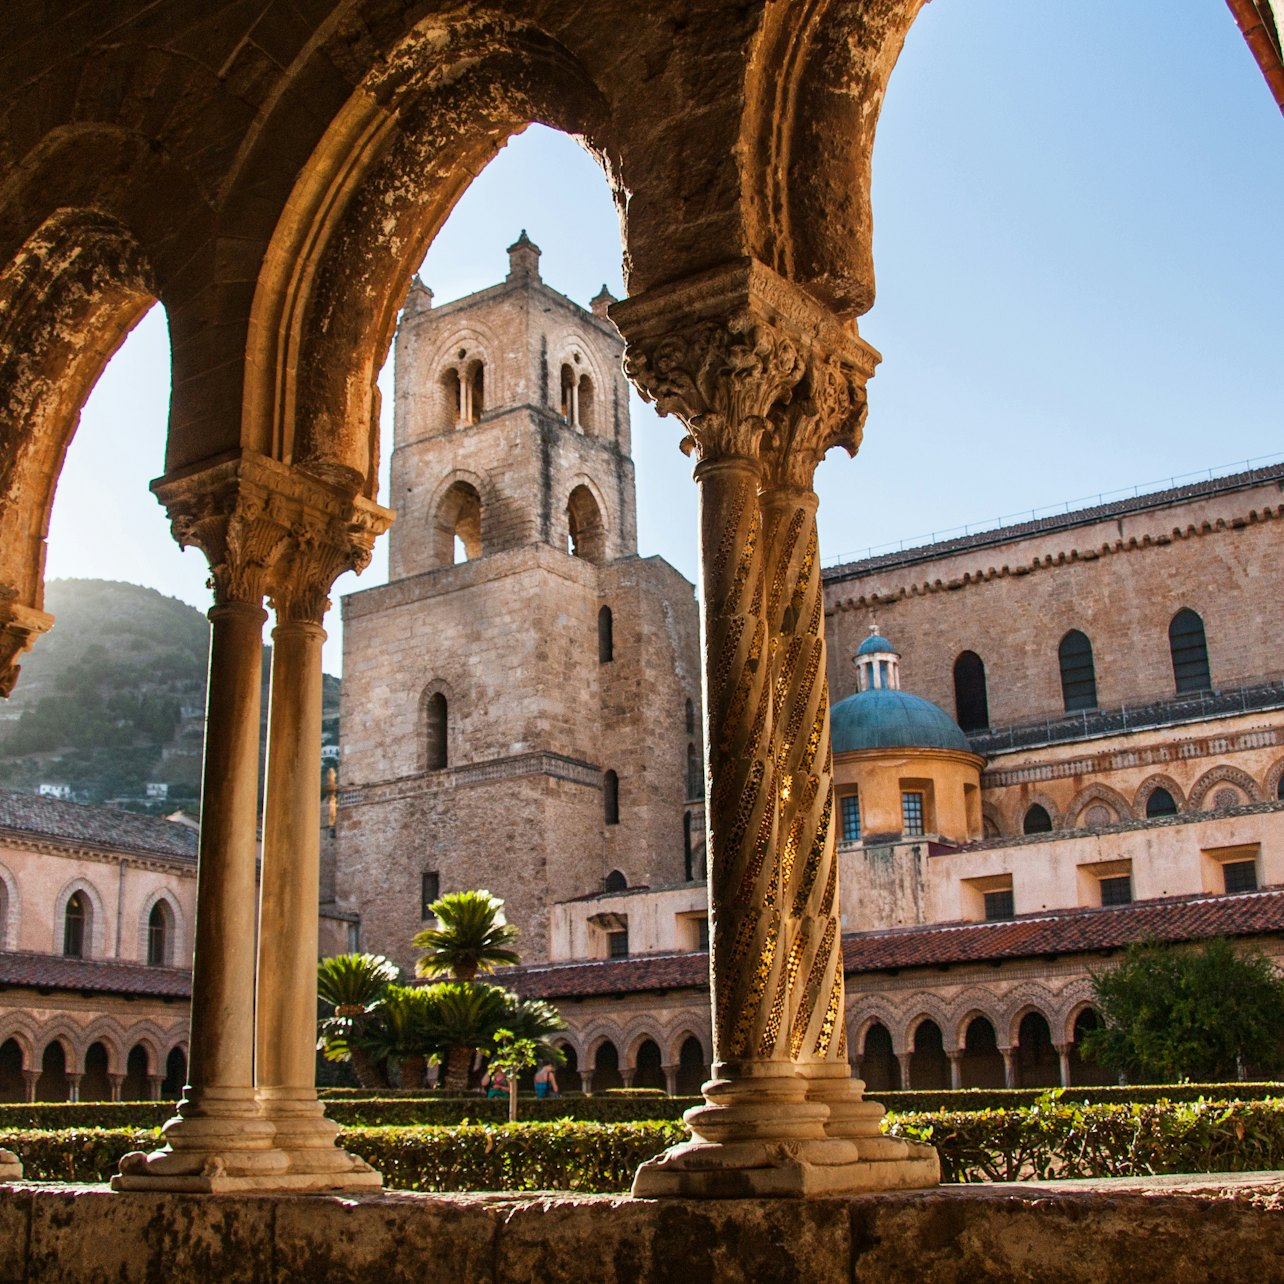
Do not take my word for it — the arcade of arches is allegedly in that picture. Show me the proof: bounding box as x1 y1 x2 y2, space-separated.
0 1 1279 1200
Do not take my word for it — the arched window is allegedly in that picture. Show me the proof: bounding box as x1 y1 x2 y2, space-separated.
685 698 695 736
433 480 482 566
561 364 577 424
1023 804 1052 835
603 770 619 825
603 869 627 893
686 743 703 800
467 361 484 422
1145 787 1178 818
63 891 87 958
953 651 989 732
683 811 694 881
598 605 614 662
1169 608 1211 693
147 900 173 966
424 692 448 771
568 486 606 562
578 374 596 433
1058 630 1098 712
442 367 463 429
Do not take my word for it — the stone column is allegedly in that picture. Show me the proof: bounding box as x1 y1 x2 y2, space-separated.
147 1075 165 1103
615 261 938 1197
254 480 387 1190
948 1052 964 1091
579 1070 594 1096
620 1067 636 1089
65 1072 82 1103
114 466 287 1190
1001 1047 1017 1089
896 1052 913 1091
1056 1044 1072 1087
108 1073 125 1103
22 1070 38 1103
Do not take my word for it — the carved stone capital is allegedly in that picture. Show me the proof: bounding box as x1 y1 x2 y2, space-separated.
612 260 878 480
152 453 393 620
0 594 55 697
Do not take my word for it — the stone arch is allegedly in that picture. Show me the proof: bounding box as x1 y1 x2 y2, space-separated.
1001 987 1063 1049
551 332 610 434
1263 757 1284 804
621 1023 666 1068
52 877 107 959
1012 791 1061 835
951 1003 1005 1054
0 207 158 694
36 1020 82 1069
0 861 18 951
1188 764 1262 810
849 999 906 1056
1064 782 1134 829
76 1018 128 1077
0 1020 36 1072
137 888 186 968
980 802 1004 839
429 473 487 566
567 480 608 563
666 1027 709 1067
1133 773 1186 817
904 999 952 1054
424 324 499 430
241 17 618 497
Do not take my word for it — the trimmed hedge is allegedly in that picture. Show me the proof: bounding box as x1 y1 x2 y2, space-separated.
873 1083 1284 1113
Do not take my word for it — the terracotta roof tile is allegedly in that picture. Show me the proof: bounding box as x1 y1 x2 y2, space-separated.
505 890 1284 1000
0 791 198 861
0 951 192 998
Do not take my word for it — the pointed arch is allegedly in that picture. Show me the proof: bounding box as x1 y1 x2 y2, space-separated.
1064 783 1133 829
567 482 608 563
1188 764 1262 810
0 861 17 951
138 888 185 967
52 878 106 959
419 680 454 772
1134 774 1186 818
1264 757 1284 804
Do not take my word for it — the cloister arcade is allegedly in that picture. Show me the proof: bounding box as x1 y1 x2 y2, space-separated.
0 0 1278 1199
0 1027 187 1104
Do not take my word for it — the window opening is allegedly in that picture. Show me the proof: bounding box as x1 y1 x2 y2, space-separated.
598 605 613 662
1145 788 1178 818
683 811 694 881
696 917 709 951
147 901 170 966
607 928 629 958
63 891 87 958
1169 608 1211 693
604 770 619 825
983 888 1015 920
424 692 448 770
1023 804 1053 835
434 480 482 566
840 792 862 843
1099 875 1132 906
421 872 440 919
603 869 627 894
687 743 702 800
1058 630 1098 712
901 790 925 837
1223 860 1258 894
953 652 989 732
468 362 484 422
685 698 695 735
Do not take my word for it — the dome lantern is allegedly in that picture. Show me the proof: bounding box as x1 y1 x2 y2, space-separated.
855 624 900 692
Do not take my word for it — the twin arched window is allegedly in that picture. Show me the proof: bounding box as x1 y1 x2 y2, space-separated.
442 360 484 428
560 363 595 432
1058 630 1098 713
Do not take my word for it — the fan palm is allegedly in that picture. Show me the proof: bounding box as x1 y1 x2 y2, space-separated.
359 983 437 1089
316 953 400 1088
413 889 520 981
420 980 514 1092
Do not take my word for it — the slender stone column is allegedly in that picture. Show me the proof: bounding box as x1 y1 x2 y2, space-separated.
1002 1047 1017 1088
662 1064 680 1097
255 509 385 1189
579 1070 594 1095
1056 1043 1072 1087
108 1073 125 1103
65 1072 82 1103
948 1052 964 1091
22 1070 37 1103
147 1075 165 1103
615 261 938 1197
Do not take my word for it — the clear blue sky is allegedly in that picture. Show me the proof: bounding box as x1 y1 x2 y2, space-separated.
45 0 1284 675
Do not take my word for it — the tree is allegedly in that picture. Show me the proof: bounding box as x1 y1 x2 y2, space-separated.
359 984 437 1089
316 953 400 1088
413 889 520 981
1085 938 1284 1083
487 1028 539 1123
420 980 514 1092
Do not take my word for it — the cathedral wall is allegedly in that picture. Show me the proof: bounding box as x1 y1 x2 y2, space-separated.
825 476 1284 727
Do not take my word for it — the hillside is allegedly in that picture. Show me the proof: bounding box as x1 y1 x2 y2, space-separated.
0 580 340 808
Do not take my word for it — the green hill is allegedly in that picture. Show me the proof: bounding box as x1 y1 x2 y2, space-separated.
0 580 340 808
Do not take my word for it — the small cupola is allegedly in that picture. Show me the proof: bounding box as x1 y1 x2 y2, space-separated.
590 284 616 318
855 625 900 692
507 229 542 281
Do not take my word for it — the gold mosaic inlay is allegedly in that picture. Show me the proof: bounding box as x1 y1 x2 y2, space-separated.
813 945 846 1059
790 791 832 917
789 917 836 1058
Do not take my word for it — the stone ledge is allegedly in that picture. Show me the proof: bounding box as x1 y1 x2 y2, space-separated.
2 1175 1283 1282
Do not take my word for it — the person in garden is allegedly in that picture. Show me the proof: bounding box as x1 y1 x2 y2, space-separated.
534 1060 559 1099
484 1065 509 1099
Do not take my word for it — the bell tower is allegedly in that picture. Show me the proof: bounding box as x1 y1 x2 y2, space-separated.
337 237 701 969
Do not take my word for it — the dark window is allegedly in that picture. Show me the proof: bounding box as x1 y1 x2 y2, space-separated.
421 872 440 919
696 917 709 951
603 869 627 893
953 651 989 732
1100 875 1132 906
598 606 614 663
607 929 629 958
840 792 861 843
1278 776 1284 802
685 698 695 735
983 888 1015 920
604 770 620 825
1023 804 1053 835
1169 608 1211 693
901 791 925 837
1058 630 1098 712
1145 787 1178 818
683 811 694 881
147 902 169 966
424 692 448 770
686 743 702 799
469 363 484 421
63 892 86 958
1223 860 1258 894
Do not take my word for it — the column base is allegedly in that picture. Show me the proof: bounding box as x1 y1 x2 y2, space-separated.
0 1148 21 1180
256 1088 382 1189
631 1060 939 1199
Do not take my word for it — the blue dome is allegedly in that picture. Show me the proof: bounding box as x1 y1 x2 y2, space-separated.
831 687 971 753
856 633 896 656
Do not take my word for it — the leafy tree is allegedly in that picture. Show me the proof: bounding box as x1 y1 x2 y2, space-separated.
413 889 520 981
316 953 400 1088
488 1029 539 1122
1085 938 1284 1083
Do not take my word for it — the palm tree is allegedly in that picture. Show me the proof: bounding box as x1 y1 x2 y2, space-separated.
360 984 437 1089
413 889 520 981
420 980 515 1092
316 953 399 1088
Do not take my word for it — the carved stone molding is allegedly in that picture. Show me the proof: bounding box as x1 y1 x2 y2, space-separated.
152 453 392 619
0 595 55 697
611 259 877 482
